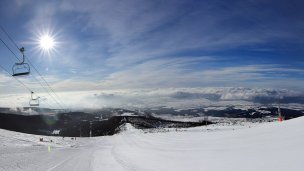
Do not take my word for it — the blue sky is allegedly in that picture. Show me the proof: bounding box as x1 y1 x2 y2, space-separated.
0 0 304 108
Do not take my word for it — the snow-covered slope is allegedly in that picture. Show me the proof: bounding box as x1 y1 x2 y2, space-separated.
1 117 304 171
95 118 304 171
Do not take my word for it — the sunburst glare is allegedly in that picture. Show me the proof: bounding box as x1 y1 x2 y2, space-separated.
39 34 55 51
30 27 61 58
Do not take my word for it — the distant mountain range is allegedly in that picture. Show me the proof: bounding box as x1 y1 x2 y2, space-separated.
0 109 211 137
0 106 303 137
145 106 304 120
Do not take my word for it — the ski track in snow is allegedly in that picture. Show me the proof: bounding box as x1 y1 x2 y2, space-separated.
1 119 304 171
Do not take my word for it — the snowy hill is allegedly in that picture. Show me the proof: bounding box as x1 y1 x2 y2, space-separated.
0 117 304 170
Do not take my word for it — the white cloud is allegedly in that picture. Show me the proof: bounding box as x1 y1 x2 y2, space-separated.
1 86 303 109
1 61 303 98
0 73 12 83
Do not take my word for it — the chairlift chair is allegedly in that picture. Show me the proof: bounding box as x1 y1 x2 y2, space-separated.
12 47 30 77
29 91 39 107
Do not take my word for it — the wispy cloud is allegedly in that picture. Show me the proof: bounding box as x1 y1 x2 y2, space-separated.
54 0 304 68
18 0 301 69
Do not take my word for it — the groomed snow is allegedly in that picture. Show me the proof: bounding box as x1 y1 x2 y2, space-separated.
1 117 304 171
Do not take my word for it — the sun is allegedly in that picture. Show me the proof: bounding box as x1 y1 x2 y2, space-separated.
31 27 61 58
39 34 55 51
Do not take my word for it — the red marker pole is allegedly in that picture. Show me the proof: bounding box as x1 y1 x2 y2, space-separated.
278 97 283 122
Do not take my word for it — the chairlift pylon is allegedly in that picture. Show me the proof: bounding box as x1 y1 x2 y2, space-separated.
12 47 30 77
29 91 39 107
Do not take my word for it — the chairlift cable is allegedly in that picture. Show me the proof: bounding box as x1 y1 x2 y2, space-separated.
30 74 64 109
0 25 19 50
0 26 67 109
0 64 55 108
0 37 20 62
1 45 63 109
28 74 63 108
0 64 31 92
26 59 66 109
38 96 54 108
0 37 57 109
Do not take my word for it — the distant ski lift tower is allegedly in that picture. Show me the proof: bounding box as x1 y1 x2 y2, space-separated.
89 121 92 137
278 96 283 122
204 115 208 126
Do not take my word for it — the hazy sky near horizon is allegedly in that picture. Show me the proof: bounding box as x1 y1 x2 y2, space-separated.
0 0 304 108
